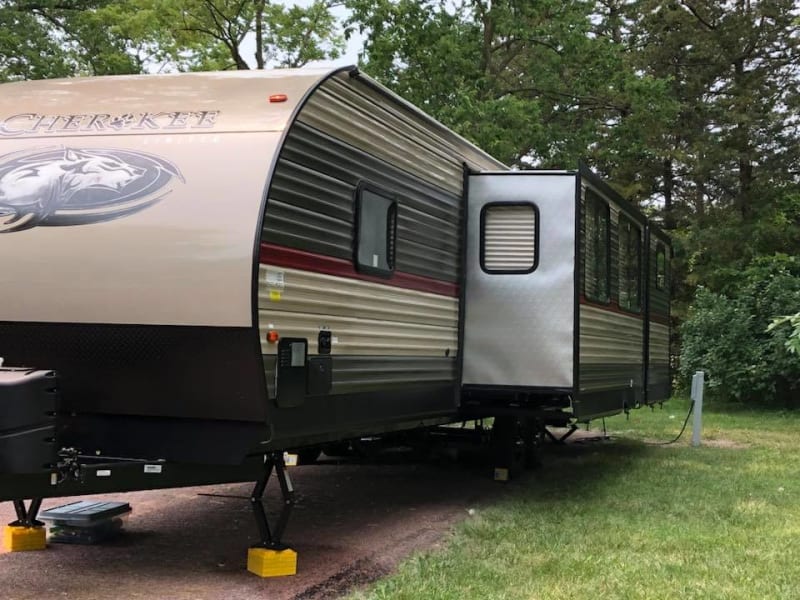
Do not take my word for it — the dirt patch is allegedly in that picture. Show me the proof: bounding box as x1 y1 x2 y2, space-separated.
702 438 749 449
0 458 504 600
293 557 391 600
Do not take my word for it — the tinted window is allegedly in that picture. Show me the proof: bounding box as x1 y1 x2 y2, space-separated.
584 191 610 302
356 187 397 277
618 215 641 312
656 243 667 290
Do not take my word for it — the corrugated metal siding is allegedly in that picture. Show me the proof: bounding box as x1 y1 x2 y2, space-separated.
264 121 461 281
258 71 506 399
259 266 457 327
259 312 455 356
347 74 506 171
264 355 456 397
258 265 457 356
482 205 537 271
647 321 670 399
580 305 643 363
299 78 464 195
308 75 503 173
579 364 640 393
579 304 643 392
647 322 669 365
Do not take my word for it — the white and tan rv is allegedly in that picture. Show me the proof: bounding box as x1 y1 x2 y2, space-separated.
0 66 670 553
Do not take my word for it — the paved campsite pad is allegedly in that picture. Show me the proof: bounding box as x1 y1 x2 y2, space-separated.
0 458 507 600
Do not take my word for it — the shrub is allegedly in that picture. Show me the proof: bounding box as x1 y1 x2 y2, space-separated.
768 312 800 356
679 255 800 407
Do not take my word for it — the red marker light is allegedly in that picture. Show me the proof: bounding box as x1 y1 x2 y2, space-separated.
269 94 288 103
267 330 280 344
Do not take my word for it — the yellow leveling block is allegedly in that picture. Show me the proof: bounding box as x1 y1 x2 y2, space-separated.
247 547 297 577
3 525 46 552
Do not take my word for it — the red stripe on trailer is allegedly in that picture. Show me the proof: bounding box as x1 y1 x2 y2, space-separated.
579 295 645 320
259 243 459 297
648 312 671 326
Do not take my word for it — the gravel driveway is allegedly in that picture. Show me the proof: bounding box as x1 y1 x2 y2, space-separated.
0 456 506 600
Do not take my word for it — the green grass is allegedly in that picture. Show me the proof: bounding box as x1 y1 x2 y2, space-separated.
350 400 800 600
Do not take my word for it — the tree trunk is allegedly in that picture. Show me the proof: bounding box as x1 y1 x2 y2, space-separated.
733 57 753 220
663 158 675 229
254 0 265 69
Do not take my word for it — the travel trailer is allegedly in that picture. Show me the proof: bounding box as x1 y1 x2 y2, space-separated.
0 66 670 557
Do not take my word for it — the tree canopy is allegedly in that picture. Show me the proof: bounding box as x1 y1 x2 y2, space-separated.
0 0 344 78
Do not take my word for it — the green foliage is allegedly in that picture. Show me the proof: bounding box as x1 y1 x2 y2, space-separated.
769 313 800 356
680 255 800 406
680 185 800 301
0 1 141 81
0 0 344 79
261 2 343 68
345 0 612 165
141 0 343 71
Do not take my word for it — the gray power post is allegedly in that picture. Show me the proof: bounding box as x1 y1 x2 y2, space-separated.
691 371 705 447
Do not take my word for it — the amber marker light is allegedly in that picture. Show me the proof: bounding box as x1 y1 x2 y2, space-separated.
267 330 280 344
269 94 288 103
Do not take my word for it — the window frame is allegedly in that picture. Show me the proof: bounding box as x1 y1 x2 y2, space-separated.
583 190 611 304
479 201 540 275
353 182 398 279
617 213 642 313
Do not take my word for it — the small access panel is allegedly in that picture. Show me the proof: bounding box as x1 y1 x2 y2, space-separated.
307 329 333 396
275 333 333 407
275 338 308 408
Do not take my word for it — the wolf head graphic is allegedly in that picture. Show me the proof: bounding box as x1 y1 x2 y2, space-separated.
0 147 184 233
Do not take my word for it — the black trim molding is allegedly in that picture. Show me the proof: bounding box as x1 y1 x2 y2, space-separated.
479 201 540 275
353 180 398 279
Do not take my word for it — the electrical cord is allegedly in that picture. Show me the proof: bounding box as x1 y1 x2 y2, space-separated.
649 400 695 445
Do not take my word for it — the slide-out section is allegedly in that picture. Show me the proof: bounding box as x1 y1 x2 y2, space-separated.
462 172 576 399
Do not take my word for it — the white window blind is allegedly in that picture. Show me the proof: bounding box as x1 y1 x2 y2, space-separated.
482 204 537 273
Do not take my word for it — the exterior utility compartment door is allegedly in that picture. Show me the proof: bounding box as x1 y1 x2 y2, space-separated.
462 173 576 389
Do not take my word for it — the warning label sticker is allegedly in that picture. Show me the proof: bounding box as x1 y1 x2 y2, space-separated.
266 270 285 289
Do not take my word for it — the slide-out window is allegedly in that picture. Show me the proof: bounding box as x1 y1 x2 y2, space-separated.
656 243 667 290
618 214 642 312
480 203 539 274
355 185 397 278
584 190 610 302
